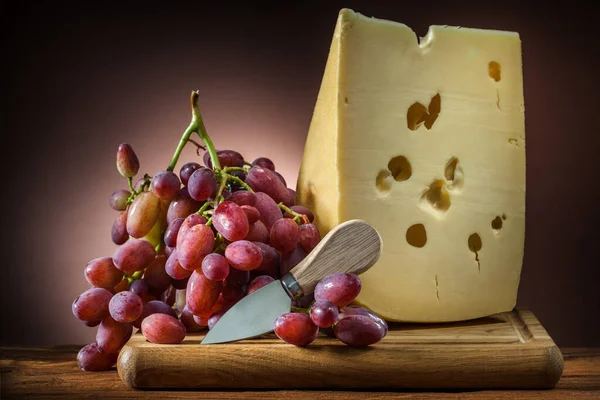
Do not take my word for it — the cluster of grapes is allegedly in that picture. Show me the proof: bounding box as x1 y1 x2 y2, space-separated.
275 273 388 347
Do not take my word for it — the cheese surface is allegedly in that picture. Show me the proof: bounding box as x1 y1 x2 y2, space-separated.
296 9 526 322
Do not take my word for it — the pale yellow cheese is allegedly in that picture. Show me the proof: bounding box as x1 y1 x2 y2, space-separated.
296 9 526 322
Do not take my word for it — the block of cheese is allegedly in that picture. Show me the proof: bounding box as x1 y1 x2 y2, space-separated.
296 9 526 322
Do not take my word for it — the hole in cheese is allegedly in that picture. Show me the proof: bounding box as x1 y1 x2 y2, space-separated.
489 61 501 82
406 224 427 248
406 93 441 131
375 170 392 194
444 157 463 191
421 180 451 213
492 216 503 231
468 233 482 252
387 156 412 182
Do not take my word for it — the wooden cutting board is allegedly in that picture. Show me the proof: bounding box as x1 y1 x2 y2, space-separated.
117 307 563 390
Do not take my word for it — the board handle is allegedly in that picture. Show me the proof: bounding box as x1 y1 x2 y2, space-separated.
282 219 382 300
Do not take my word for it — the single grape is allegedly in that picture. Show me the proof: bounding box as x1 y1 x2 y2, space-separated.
274 171 287 187
244 220 269 243
201 253 230 281
310 300 339 328
126 191 162 238
180 306 205 332
274 313 319 346
171 276 190 290
144 255 171 293
186 269 222 316
109 189 131 211
227 190 256 207
179 162 202 185
284 205 315 223
285 188 296 207
192 313 210 327
299 223 320 253
151 170 180 201
270 218 299 253
175 213 207 250
112 239 156 276
164 218 184 248
280 244 308 277
84 257 123 290
111 210 129 245
165 250 193 280
188 168 218 201
334 314 387 347
225 240 263 271
221 281 246 303
212 201 249 242
109 291 143 323
204 149 245 169
77 343 118 372
129 279 149 300
225 267 250 287
72 288 113 322
252 157 275 171
96 316 133 354
254 192 282 231
340 305 389 335
253 242 280 276
246 166 290 204
141 313 186 344
240 205 260 224
132 299 177 329
116 143 139 178
166 187 203 225
247 275 275 295
178 224 214 270
314 273 362 308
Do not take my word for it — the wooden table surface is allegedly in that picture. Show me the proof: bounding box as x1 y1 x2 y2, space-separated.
1 346 598 399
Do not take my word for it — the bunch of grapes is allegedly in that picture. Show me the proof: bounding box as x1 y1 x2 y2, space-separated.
274 273 388 347
72 91 387 372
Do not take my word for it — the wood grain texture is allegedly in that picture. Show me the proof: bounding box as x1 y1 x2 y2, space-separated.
114 307 563 390
1 346 598 399
291 219 382 296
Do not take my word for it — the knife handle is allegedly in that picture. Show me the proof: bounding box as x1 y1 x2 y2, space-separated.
283 219 382 300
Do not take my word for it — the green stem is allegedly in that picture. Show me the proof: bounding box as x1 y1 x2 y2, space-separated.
205 216 213 227
226 174 253 192
196 201 212 216
132 270 144 280
222 166 247 173
167 123 197 172
216 174 228 203
278 202 309 225
291 306 310 314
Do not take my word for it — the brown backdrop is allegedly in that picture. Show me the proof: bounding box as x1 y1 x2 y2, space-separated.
1 1 598 347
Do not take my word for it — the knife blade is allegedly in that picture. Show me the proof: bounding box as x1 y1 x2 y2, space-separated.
201 219 382 344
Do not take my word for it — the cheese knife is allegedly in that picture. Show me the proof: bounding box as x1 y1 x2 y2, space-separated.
201 219 382 344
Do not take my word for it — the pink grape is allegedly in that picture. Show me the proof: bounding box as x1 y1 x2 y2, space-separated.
340 305 388 334
111 210 129 245
109 291 143 323
113 239 156 275
246 166 290 204
310 300 338 328
126 191 161 238
109 189 130 211
179 162 202 185
176 214 207 250
188 168 218 201
166 187 202 225
164 217 184 248
245 220 269 243
212 201 249 242
274 313 319 346
133 300 177 329
151 170 180 201
96 316 133 354
227 190 256 206
254 192 283 230
203 149 244 169
225 240 263 271
178 224 214 270
314 273 362 308
284 205 315 223
165 250 193 280
251 157 275 171
77 343 118 371
299 223 320 253
141 313 186 344
72 288 113 322
116 143 139 178
334 314 387 347
186 269 222 316
241 205 260 224
270 219 299 253
84 257 123 290
201 253 230 281
180 306 205 332
253 242 280 277
247 275 275 295
144 255 171 293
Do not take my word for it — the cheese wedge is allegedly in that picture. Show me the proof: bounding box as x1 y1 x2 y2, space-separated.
296 9 526 322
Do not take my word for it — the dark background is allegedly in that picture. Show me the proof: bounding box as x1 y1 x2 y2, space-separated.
1 1 598 347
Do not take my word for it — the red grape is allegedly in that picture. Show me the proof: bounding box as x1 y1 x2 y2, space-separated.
310 300 338 328
151 171 180 201
179 162 202 185
129 279 149 300
165 250 193 280
166 187 203 225
176 213 207 250
109 189 130 211
285 188 296 207
241 205 260 224
246 166 290 204
141 313 186 344
314 273 362 308
116 143 139 178
72 288 113 322
144 255 171 293
252 157 275 171
201 253 230 281
254 192 282 231
111 210 129 245
227 190 256 206
84 257 123 290
270 219 299 253
77 343 118 371
133 300 176 329
188 168 218 201
225 267 250 287
112 239 156 275
186 269 222 316
204 149 245 169
340 306 388 334
178 224 214 270
96 316 133 353
280 243 307 276
299 223 320 253
253 242 280 276
284 205 315 223
212 201 250 242
274 171 286 187
180 306 205 332
164 217 184 248
247 275 275 295
126 191 161 238
334 314 387 347
245 220 269 243
109 291 143 323
274 313 319 346
225 240 263 271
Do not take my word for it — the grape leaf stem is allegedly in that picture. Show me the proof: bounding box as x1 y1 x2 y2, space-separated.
278 203 309 225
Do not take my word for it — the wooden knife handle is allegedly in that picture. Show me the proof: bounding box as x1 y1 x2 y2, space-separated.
286 219 382 299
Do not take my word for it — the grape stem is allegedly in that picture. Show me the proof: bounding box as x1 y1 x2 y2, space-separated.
278 203 309 225
216 175 228 203
291 306 310 314
225 174 253 192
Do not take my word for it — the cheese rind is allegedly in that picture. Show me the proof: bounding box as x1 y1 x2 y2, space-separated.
297 9 526 322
